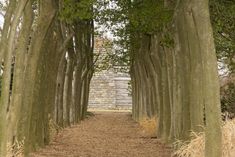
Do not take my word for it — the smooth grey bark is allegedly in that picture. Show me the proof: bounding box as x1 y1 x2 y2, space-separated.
0 0 16 64
190 0 222 156
7 0 33 147
56 56 67 127
17 0 57 154
63 47 75 127
0 0 29 155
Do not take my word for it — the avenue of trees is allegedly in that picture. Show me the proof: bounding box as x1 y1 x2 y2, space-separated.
126 1 221 157
0 0 94 156
0 0 234 157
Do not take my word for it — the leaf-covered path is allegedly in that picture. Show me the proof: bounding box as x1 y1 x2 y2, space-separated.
29 112 171 157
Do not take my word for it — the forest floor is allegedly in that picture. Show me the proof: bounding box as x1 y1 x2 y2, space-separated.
29 111 172 157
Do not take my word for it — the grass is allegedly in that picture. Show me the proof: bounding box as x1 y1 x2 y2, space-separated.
173 118 235 157
7 139 24 157
139 117 158 137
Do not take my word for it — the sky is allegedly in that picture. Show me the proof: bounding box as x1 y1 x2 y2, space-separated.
0 0 4 28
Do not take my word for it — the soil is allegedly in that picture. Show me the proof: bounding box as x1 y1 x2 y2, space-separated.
29 112 172 157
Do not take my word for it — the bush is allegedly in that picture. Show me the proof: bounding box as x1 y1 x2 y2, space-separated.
221 82 235 118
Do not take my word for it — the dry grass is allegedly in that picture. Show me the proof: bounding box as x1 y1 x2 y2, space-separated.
173 118 235 157
173 132 205 157
7 139 25 157
49 118 62 141
139 117 158 137
6 118 61 157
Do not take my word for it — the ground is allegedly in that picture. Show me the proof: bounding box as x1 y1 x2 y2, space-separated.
29 112 172 157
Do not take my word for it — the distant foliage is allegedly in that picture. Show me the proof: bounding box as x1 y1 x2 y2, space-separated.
210 0 235 117
93 37 114 72
94 0 174 71
221 82 235 117
210 0 235 74
128 0 173 34
60 0 94 23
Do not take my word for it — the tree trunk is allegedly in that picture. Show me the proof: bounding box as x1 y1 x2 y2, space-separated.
7 0 33 147
17 0 57 154
190 0 222 156
0 1 29 155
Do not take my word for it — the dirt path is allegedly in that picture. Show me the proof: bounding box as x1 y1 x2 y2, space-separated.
30 112 171 157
